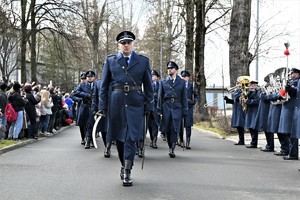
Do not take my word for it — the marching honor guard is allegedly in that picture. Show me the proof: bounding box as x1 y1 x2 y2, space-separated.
98 31 153 186
180 70 198 149
157 61 188 158
93 79 111 158
148 69 160 149
72 70 96 149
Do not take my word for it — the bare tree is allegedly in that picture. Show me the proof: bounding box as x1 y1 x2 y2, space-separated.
194 0 231 119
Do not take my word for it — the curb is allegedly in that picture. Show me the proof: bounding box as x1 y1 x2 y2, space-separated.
193 127 224 140
0 124 75 155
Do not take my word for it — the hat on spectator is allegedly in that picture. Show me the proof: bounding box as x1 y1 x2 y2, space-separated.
85 70 95 77
167 61 179 70
23 83 32 92
13 82 22 91
151 69 160 77
80 72 86 80
0 80 7 90
181 70 191 77
116 31 135 43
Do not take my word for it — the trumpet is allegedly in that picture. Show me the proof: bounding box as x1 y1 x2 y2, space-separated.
227 85 241 93
204 97 221 108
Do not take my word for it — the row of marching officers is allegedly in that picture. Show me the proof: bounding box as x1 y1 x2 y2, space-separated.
71 30 199 186
224 67 300 161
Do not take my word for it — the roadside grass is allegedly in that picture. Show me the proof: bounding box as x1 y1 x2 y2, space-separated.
0 140 18 149
194 116 237 138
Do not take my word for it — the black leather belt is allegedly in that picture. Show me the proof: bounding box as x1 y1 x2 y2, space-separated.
112 85 142 92
164 98 179 103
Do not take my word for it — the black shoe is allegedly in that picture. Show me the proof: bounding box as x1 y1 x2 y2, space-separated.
234 141 245 145
84 141 91 149
104 148 111 158
283 156 298 160
169 149 176 158
274 151 288 156
152 142 158 149
81 140 85 145
138 148 143 158
260 148 274 152
246 145 257 148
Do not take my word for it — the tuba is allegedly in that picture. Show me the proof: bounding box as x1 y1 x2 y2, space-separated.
237 76 251 112
270 67 290 105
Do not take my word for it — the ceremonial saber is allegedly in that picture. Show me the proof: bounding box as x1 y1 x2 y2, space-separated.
141 114 148 170
92 114 103 149
182 117 185 151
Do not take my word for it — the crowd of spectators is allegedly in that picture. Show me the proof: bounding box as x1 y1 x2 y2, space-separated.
0 80 74 142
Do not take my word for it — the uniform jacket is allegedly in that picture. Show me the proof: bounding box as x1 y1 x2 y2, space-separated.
157 75 188 135
254 92 270 131
99 51 153 142
278 77 299 134
244 89 260 129
93 79 107 133
225 89 245 128
72 81 95 126
185 81 198 127
265 93 282 133
291 78 300 138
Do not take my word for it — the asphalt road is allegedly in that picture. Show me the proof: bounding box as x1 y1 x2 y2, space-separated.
0 125 300 200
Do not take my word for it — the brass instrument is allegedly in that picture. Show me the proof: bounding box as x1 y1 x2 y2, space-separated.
226 85 241 93
237 76 251 112
270 67 290 105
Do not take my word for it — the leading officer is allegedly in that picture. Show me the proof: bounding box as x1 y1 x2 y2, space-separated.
98 31 153 186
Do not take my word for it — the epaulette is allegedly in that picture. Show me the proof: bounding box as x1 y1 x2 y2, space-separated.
107 54 114 58
138 54 149 60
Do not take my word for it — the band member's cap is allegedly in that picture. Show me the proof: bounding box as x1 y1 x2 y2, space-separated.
80 72 86 80
85 70 95 77
250 80 258 84
181 70 191 77
116 31 135 43
290 67 300 74
167 61 179 70
151 69 160 77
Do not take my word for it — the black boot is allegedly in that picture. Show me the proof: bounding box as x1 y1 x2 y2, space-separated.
104 142 112 158
153 137 158 149
186 137 191 149
169 143 176 158
120 166 124 180
138 141 143 158
84 138 91 149
123 160 133 186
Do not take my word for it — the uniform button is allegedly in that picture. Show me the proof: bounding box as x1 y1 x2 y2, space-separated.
125 93 128 95
125 82 128 84
125 105 128 107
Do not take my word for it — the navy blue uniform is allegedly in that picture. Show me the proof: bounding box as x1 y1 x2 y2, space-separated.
148 80 160 148
244 89 260 147
224 89 245 144
99 51 153 165
72 81 95 147
157 75 188 150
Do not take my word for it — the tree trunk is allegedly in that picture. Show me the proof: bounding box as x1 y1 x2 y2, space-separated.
194 0 208 120
20 0 27 83
30 0 37 83
228 0 252 87
184 0 194 75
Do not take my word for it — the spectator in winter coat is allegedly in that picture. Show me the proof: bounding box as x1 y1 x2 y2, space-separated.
7 82 26 141
24 83 40 139
0 81 8 141
38 89 53 136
